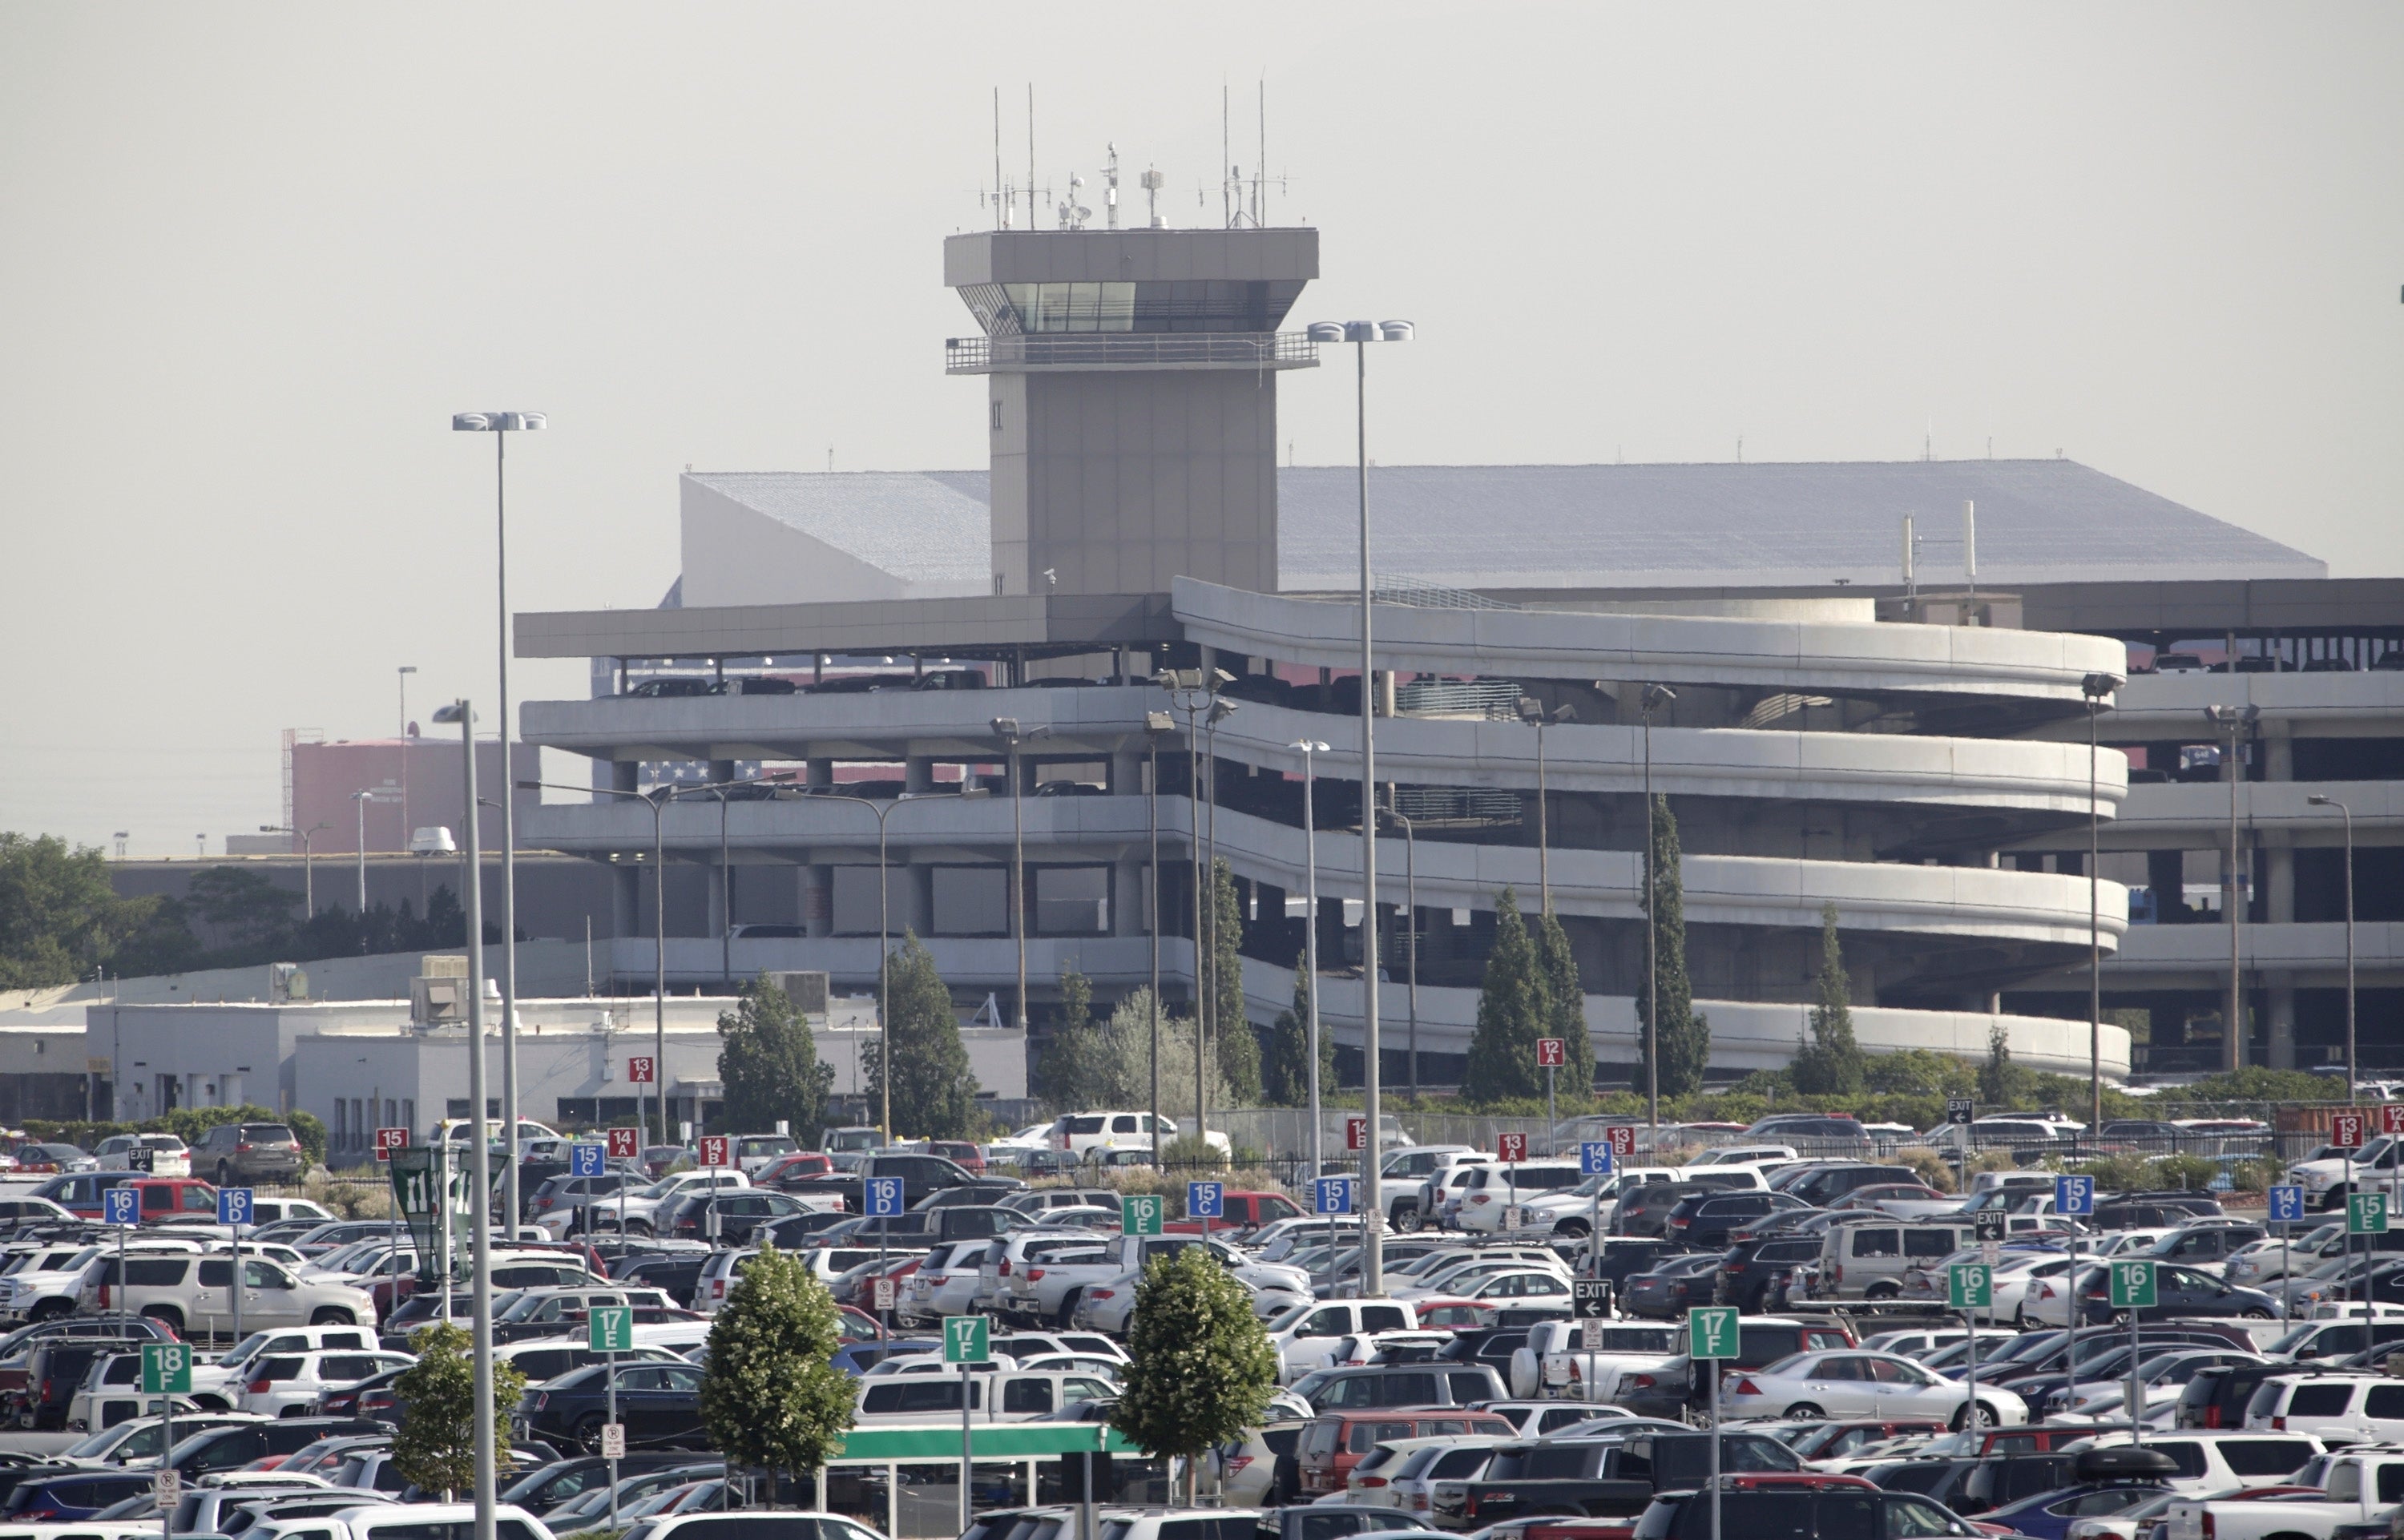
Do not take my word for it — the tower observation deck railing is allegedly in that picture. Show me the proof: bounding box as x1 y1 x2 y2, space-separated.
944 330 1320 373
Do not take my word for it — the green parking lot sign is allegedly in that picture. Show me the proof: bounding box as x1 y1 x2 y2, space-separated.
1688 1306 1739 1360
1947 1263 1993 1310
943 1315 990 1365
141 1342 192 1396
2109 1260 2157 1309
1121 1195 1164 1236
2350 1193 2390 1236
588 1305 635 1353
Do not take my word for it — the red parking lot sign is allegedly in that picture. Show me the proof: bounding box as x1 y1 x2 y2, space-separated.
373 1127 408 1162
607 1127 640 1159
1536 1038 1566 1068
629 1056 656 1084
1499 1132 1528 1163
2334 1110 2369 1149
1345 1116 1369 1151
1605 1124 1638 1158
699 1135 732 1167
2382 1105 2404 1137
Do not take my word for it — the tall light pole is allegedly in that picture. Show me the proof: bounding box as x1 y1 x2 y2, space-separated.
432 701 496 1540
352 789 399 918
1293 740 1332 1202
1145 710 1175 1170
1638 684 1676 1134
1204 693 1240 1135
990 719 1052 1038
2082 673 2120 1131
1519 700 1578 914
453 410 543 1231
2309 796 2358 1100
1380 806 1420 1103
2205 703 2261 1070
522 777 670 1144
1155 671 1230 1148
1304 315 1410 1300
260 822 332 915
398 665 417 856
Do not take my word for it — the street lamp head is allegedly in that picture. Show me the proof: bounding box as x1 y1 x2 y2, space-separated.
1144 711 1175 733
514 780 543 792
2309 795 2344 809
1640 683 1678 711
1207 697 1240 725
452 412 547 432
1378 320 1414 342
1210 667 1237 689
259 824 286 834
1289 739 1331 754
1305 322 1345 343
2081 672 2122 699
431 702 474 725
990 716 1020 739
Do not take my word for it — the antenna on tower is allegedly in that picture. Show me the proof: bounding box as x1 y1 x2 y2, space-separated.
993 88 1004 229
1027 83 1035 232
1140 164 1166 228
1222 82 1232 228
1105 143 1121 231
1256 75 1267 227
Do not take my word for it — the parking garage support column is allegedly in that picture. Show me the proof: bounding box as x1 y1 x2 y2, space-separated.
905 755 935 794
611 865 639 945
801 865 833 939
1114 855 1146 938
2267 837 2297 1069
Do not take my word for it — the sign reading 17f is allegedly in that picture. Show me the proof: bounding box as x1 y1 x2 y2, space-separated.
942 1315 990 1365
1688 1306 1739 1361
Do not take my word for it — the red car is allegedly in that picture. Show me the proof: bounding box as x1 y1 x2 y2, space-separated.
119 1178 218 1224
929 1142 985 1175
1164 1190 1305 1236
756 1151 837 1189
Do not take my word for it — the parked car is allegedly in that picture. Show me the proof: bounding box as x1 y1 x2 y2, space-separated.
238 1349 416 1417
191 1123 306 1187
515 1357 710 1452
92 1135 191 1177
81 1251 376 1336
1718 1348 2029 1428
1294 1410 1517 1498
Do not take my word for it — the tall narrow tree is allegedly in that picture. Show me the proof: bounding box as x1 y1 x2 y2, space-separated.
1792 903 1866 1095
716 974 836 1142
1463 889 1547 1103
1636 796 1710 1097
865 933 982 1138
1260 953 1329 1107
1034 964 1103 1111
1209 860 1262 1105
1535 909 1594 1099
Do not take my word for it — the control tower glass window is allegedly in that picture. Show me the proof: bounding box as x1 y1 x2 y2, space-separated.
1003 281 1135 333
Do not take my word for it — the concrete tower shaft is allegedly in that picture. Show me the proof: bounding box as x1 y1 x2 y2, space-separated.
944 228 1320 598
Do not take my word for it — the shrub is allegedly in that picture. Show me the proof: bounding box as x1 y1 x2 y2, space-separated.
1894 1147 1957 1193
2151 1155 2220 1192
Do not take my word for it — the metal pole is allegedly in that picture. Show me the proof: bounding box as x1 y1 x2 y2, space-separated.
1190 719 1205 1148
454 700 497 1540
879 808 893 1138
1536 719 1549 913
959 1354 974 1533
1708 1355 1721 1540
357 796 369 914
1400 812 1418 1103
1010 737 1029 1035
719 790 732 991
1355 337 1384 1300
1302 747 1324 1202
605 1348 619 1530
494 427 522 1242
2065 1228 2079 1420
2229 719 2244 1071
1963 1305 1978 1431
2089 693 2103 1130
1149 733 1163 1171
2128 1292 2142 1448
654 796 668 1147
228 1215 242 1350
1643 705 1658 1134
2314 799 2358 1099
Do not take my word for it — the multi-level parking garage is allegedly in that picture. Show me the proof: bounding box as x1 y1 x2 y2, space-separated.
506 223 2391 1088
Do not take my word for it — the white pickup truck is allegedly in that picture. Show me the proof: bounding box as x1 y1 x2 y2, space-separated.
1529 1316 1685 1400
2166 1449 2404 1540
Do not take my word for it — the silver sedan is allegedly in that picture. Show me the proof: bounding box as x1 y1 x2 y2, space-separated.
1718 1349 2030 1429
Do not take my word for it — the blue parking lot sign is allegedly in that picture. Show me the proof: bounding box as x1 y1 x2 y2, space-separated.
1313 1176 1355 1215
2055 1174 2095 1216
102 1187 137 1226
216 1188 253 1227
2269 1185 2308 1224
1579 1142 1614 1175
1188 1181 1224 1220
570 1143 607 1178
863 1177 904 1217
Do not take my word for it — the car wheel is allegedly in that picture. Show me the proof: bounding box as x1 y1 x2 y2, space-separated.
141 1305 184 1336
627 1221 653 1236
1056 1290 1082 1328
575 1414 607 1455
216 1162 233 1187
1866 1284 1899 1301
1555 1219 1591 1239
1785 1403 1825 1421
312 1308 356 1326
2242 1308 2273 1319
1954 1402 2000 1430
29 1299 72 1323
1394 1205 1422 1233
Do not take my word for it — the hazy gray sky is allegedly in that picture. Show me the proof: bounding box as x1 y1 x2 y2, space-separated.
4 3 2398 855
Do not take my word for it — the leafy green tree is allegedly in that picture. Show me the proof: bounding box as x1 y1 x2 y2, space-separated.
1978 1021 2015 1106
1792 903 1866 1095
1535 909 1594 1096
393 1321 526 1498
865 933 982 1139
1035 965 1103 1112
1209 861 1261 1106
1464 889 1546 1103
698 1242 857 1482
1111 1245 1279 1502
1636 796 1711 1097
1260 955 1332 1107
184 866 299 949
716 975 835 1141
0 832 171 988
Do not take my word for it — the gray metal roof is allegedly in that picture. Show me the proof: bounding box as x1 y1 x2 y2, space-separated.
683 460 2324 595
685 470 992 587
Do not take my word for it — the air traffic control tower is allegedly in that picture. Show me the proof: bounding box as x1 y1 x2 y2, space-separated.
944 228 1319 599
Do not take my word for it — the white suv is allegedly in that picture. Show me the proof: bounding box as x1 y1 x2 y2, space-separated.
79 1251 377 1336
238 1348 416 1417
589 1171 752 1236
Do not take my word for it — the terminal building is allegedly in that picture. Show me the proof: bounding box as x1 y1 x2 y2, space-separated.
498 223 2398 1088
